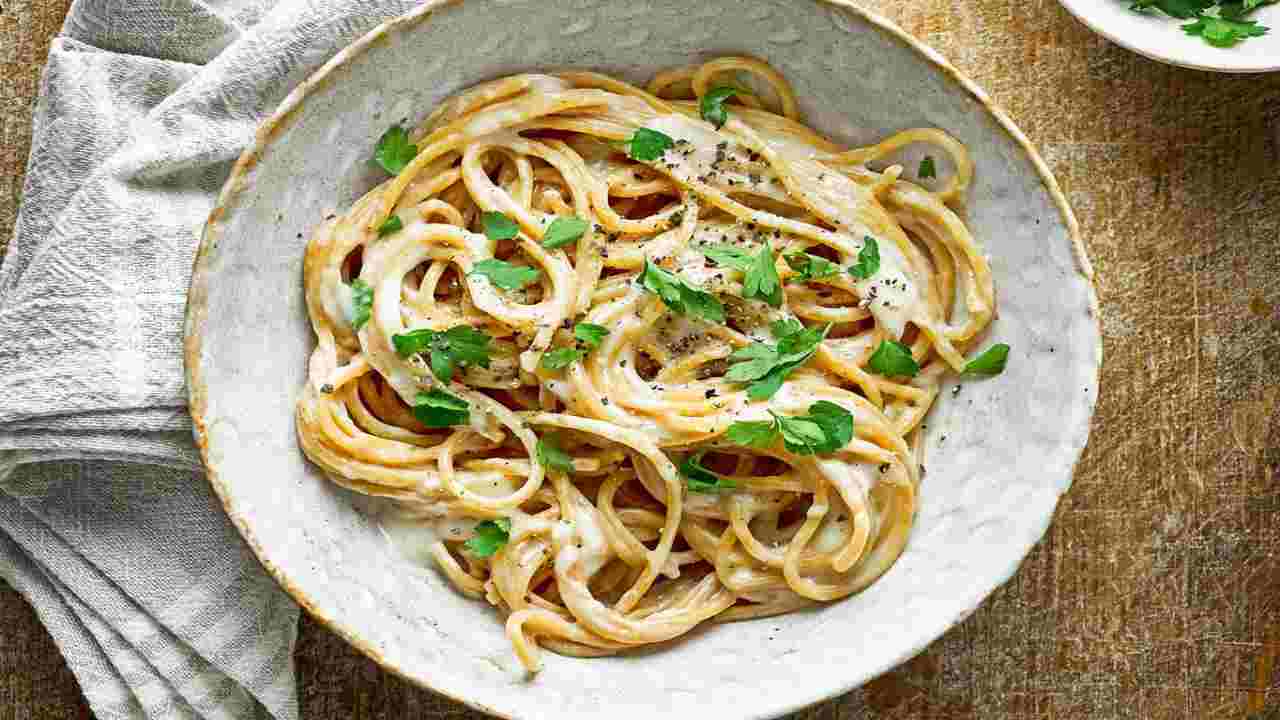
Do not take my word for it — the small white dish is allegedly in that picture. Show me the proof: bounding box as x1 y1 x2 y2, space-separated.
1059 0 1280 72
185 1 1102 717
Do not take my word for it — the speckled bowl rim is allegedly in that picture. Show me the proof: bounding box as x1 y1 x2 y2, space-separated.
184 2 1102 716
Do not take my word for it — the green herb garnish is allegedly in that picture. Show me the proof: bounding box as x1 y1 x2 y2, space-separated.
1130 0 1271 46
541 216 588 249
464 518 510 557
412 388 470 428
784 252 841 284
699 243 781 307
374 125 418 175
680 452 736 493
391 325 493 383
470 258 540 290
540 322 611 371
918 156 937 179
536 435 575 474
377 215 403 237
481 211 519 241
963 343 1010 376
848 236 881 280
639 259 725 323
724 401 854 455
725 319 830 400
866 339 920 377
1182 13 1268 45
699 86 740 129
350 279 373 331
621 128 675 162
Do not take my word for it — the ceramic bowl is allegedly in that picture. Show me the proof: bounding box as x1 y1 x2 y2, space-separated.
1059 0 1280 72
185 1 1101 717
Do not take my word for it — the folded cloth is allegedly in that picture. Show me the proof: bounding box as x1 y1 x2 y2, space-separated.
1 1 423 717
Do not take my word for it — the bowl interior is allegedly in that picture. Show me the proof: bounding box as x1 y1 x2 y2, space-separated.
187 1 1100 718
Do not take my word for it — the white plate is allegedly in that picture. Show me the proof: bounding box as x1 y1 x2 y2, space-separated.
1059 0 1280 72
185 1 1102 717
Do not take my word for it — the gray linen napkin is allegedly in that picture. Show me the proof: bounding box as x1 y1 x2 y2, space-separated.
1 1 422 717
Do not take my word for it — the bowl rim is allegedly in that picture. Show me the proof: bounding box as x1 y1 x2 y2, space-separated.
184 1 1101 716
1056 0 1280 73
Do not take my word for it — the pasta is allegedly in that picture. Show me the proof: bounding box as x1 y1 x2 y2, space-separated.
296 57 998 672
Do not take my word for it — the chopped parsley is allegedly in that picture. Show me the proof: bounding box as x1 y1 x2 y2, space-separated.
620 128 675 162
536 435 575 474
866 339 920 377
391 325 493 383
918 156 937 180
699 86 740 129
848 236 881 280
464 518 510 557
377 215 403 237
785 252 842 284
481 211 519 241
639 259 725 323
541 216 588 249
680 452 736 493
470 258 540 290
963 343 1010 376
725 401 854 455
374 125 418 175
1182 13 1268 45
540 322 611 371
1130 0 1271 46
699 243 782 307
350 279 373 331
724 319 830 400
412 388 470 427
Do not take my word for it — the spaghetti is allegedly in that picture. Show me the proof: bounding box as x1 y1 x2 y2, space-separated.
296 57 997 671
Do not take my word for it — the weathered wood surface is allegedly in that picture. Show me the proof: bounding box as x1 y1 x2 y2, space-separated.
2 0 1277 717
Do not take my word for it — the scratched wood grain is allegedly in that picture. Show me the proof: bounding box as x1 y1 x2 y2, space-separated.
2 0 1277 718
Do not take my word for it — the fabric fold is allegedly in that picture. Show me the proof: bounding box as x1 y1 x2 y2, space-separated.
2 1 427 717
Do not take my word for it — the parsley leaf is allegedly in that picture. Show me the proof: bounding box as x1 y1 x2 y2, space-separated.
1182 13 1268 46
536 435 575 474
377 215 403 237
785 252 841 284
700 243 781 306
350 279 373 331
392 325 493 383
574 323 610 348
771 411 828 455
699 86 740 129
963 343 1010 376
848 236 881 280
541 322 611 371
724 401 854 455
867 339 920 377
1220 0 1273 18
541 216 588 249
725 320 830 400
482 211 519 241
680 452 736 493
622 128 675 162
412 388 470 427
804 401 854 454
374 125 418 175
464 518 511 557
724 419 778 448
470 258 541 290
1131 0 1214 17
918 156 937 179
639 259 725 323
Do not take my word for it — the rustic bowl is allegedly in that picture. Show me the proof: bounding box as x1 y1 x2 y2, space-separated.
185 1 1101 717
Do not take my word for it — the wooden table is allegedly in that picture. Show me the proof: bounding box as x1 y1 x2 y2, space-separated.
3 0 1278 717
